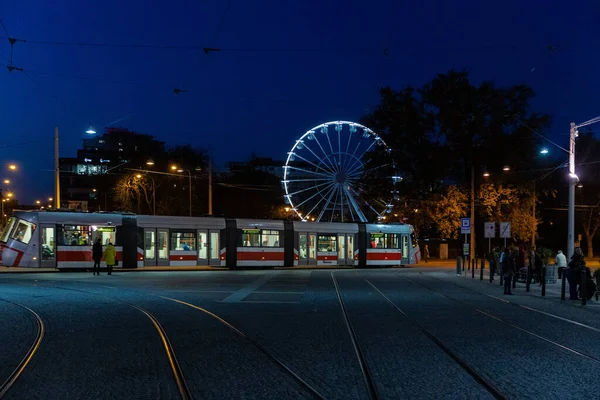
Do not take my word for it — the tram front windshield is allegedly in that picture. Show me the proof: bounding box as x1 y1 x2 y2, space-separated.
0 217 36 245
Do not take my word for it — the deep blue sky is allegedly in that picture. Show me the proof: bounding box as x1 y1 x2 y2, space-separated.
0 0 599 203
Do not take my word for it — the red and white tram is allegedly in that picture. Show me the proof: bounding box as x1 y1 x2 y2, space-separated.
0 211 419 269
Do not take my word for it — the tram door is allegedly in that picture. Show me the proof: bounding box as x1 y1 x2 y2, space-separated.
337 234 354 266
40 224 56 268
298 233 317 266
144 228 169 266
197 229 220 266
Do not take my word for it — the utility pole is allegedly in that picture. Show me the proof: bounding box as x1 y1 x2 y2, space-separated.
188 171 192 217
54 127 60 209
208 156 213 215
470 165 475 260
567 122 577 260
532 180 536 249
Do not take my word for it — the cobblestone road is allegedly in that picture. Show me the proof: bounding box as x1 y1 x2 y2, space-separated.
0 267 598 399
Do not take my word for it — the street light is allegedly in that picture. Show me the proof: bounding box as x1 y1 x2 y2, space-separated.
35 200 41 205
146 159 155 166
86 125 97 134
503 165 510 171
3 179 9 184
8 164 16 170
540 148 549 155
48 197 53 202
483 171 490 177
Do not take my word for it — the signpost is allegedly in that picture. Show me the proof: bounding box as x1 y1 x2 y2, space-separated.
500 222 511 247
484 222 495 253
461 218 471 234
461 218 471 270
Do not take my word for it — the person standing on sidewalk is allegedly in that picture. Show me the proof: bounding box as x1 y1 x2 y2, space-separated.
502 248 515 295
103 242 116 276
92 238 102 276
555 250 567 279
566 247 585 300
423 244 429 263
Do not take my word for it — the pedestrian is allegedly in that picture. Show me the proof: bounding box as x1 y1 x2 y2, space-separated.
555 250 567 279
92 237 102 276
103 242 116 276
502 247 515 295
423 244 429 263
566 247 585 300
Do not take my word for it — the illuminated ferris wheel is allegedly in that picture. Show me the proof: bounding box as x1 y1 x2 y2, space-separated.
282 121 400 223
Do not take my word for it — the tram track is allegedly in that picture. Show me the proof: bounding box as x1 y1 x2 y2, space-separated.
160 296 326 400
31 281 322 400
331 271 505 400
404 275 600 364
426 272 600 333
0 298 45 399
330 272 379 400
37 285 193 400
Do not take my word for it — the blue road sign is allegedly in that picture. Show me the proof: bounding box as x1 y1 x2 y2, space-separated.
461 218 471 234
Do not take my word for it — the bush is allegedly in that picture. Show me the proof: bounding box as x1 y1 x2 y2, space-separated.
536 246 555 265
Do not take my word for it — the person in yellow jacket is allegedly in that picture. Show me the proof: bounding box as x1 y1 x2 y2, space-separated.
103 242 116 275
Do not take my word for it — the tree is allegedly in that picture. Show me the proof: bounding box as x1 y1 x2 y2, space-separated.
478 183 538 243
575 130 600 257
430 185 468 239
113 174 153 213
361 69 552 239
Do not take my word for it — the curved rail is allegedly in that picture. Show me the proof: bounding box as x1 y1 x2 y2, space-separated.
364 279 506 400
331 272 379 400
42 286 192 400
160 296 326 400
0 299 45 399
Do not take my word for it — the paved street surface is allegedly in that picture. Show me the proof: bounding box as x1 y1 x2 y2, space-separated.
1 266 599 399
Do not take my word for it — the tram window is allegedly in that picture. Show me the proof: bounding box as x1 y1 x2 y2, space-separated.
91 227 115 246
411 232 417 247
369 233 400 249
171 232 195 251
62 225 92 246
11 220 37 244
242 229 261 247
0 217 16 243
262 230 280 247
317 235 337 252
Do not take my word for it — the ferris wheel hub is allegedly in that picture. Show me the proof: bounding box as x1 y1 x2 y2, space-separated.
335 171 347 183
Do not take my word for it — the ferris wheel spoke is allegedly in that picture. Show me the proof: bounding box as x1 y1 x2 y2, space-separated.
286 180 334 197
299 143 338 174
342 128 354 173
303 183 337 220
317 184 338 222
341 135 365 173
291 151 336 176
347 161 391 180
342 187 357 222
339 184 345 223
285 166 335 179
331 185 342 223
346 140 377 175
343 186 367 222
311 132 339 173
284 178 332 183
294 181 336 208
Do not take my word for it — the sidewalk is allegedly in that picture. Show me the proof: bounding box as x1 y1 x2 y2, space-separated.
454 266 599 308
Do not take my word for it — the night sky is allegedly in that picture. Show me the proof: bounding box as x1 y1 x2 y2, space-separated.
0 0 598 203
